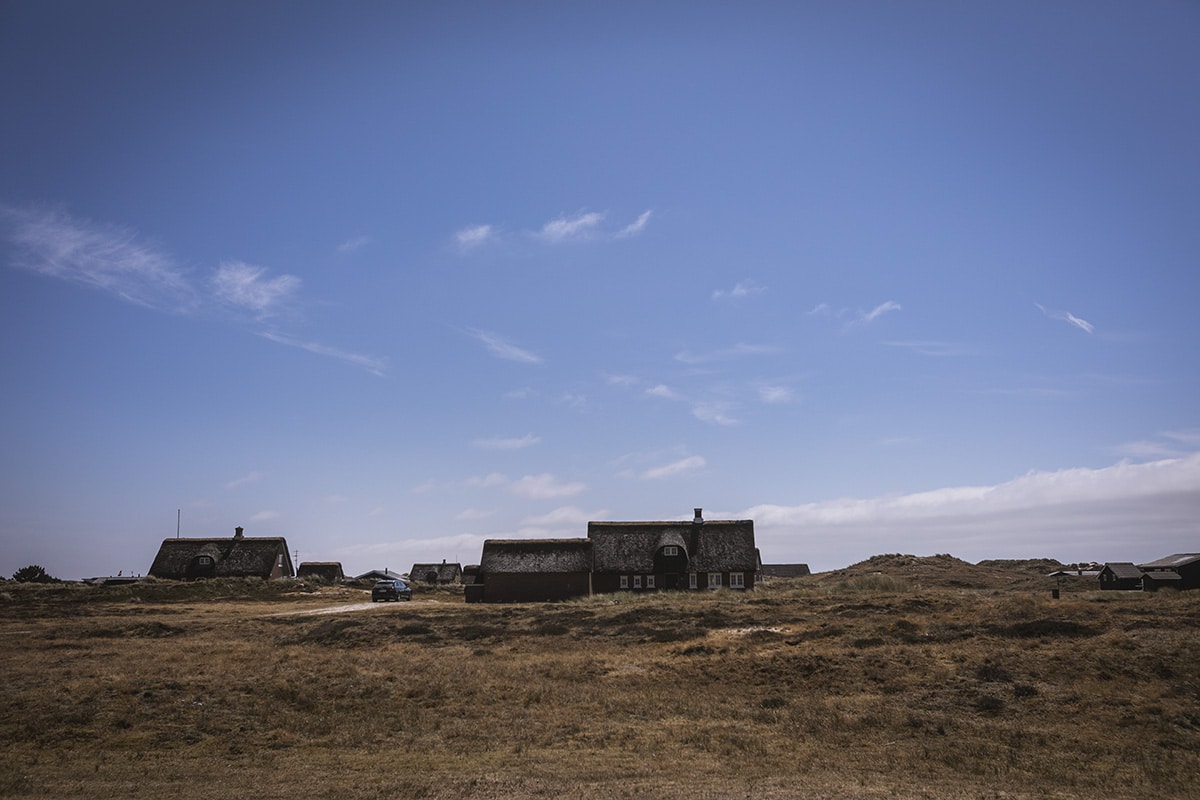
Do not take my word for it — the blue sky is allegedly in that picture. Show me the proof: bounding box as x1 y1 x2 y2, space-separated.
2 1 1198 580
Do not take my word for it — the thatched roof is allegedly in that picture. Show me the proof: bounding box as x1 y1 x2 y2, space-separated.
297 562 344 581
148 536 292 579
480 539 593 574
410 562 463 583
587 519 756 573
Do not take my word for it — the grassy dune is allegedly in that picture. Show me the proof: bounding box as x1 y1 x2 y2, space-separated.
2 561 1198 799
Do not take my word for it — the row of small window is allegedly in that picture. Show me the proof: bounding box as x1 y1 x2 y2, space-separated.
619 572 746 589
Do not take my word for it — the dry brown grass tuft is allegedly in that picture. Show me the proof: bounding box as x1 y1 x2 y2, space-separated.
1 571 1198 799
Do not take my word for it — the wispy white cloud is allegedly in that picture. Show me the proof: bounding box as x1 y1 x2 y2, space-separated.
674 343 781 364
226 471 264 490
336 235 371 254
455 224 494 251
470 329 544 364
1036 302 1094 334
712 280 766 301
882 340 973 357
1115 429 1200 460
692 401 740 426
536 211 605 243
455 507 497 521
860 300 901 324
758 385 794 404
212 261 301 318
646 384 684 401
2 204 196 312
616 210 653 238
465 472 509 489
509 473 587 499
249 510 278 522
520 505 598 527
642 455 706 480
258 331 388 377
746 454 1200 569
473 434 542 450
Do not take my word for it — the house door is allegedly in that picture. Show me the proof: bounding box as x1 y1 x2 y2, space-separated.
663 573 680 590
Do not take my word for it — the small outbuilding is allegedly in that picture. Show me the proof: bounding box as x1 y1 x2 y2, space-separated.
354 569 406 582
410 561 463 585
297 562 345 582
475 539 593 603
761 563 812 579
148 527 293 580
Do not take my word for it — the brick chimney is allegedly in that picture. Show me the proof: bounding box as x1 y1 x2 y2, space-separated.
234 526 244 539
693 508 703 524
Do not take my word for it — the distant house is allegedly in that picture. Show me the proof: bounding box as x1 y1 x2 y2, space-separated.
1138 554 1200 591
354 569 406 582
470 509 759 603
461 564 480 585
472 539 593 603
761 563 812 579
297 562 345 582
410 561 463 585
148 527 293 580
1098 562 1143 591
589 509 758 593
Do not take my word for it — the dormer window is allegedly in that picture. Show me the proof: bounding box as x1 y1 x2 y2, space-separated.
197 556 213 566
663 546 678 557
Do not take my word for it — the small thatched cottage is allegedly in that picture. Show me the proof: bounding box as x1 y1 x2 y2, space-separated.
148 527 293 580
761 563 812 579
470 539 593 603
409 561 463 585
296 562 345 582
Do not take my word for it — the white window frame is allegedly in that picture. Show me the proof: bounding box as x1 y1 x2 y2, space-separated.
646 575 655 589
620 575 629 589
663 546 678 557
729 572 745 588
689 573 698 589
633 575 643 589
708 572 722 589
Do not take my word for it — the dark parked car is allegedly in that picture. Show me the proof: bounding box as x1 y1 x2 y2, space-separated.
371 579 412 602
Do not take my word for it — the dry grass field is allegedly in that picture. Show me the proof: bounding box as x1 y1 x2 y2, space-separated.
2 555 1198 799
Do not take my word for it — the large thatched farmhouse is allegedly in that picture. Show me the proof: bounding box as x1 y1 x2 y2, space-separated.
468 509 758 603
148 527 293 580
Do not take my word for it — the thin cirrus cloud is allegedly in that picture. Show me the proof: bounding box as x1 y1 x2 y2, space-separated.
536 211 606 243
616 210 653 238
641 455 706 480
212 260 301 318
2 204 196 312
1035 302 1094 334
509 473 587 499
472 434 542 450
258 331 388 377
469 329 544 364
808 300 902 329
336 235 372 254
712 280 766 301
454 224 494 250
674 343 781 364
225 471 264 490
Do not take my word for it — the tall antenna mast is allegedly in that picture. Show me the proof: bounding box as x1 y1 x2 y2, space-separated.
176 509 181 538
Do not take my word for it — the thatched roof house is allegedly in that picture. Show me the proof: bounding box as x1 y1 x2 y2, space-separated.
470 509 759 602
473 539 593 603
410 561 463 584
588 509 758 592
296 562 345 582
761 563 812 579
148 527 293 580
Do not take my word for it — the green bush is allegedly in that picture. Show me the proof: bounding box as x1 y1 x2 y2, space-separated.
12 565 57 583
